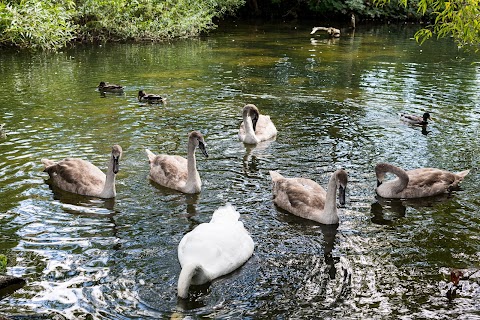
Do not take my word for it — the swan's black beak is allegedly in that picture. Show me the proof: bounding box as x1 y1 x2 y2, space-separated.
113 156 120 174
198 141 208 158
252 117 258 132
377 179 382 187
338 185 346 206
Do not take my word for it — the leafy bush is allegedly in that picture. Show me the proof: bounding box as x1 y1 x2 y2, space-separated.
76 0 244 42
0 0 244 49
0 0 77 50
374 0 480 50
240 0 423 20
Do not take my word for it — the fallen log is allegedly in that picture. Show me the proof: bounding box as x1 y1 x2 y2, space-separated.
0 275 26 299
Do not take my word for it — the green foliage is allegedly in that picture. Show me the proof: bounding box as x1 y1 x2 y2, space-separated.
0 0 244 50
248 0 423 20
0 254 6 271
374 0 480 50
75 0 243 42
5 0 478 50
0 0 77 50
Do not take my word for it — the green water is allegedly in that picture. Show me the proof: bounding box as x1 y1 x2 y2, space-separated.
0 21 479 319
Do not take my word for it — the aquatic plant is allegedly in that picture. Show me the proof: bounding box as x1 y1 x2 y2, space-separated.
0 255 6 271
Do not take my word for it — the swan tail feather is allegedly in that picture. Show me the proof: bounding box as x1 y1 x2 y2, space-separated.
211 203 240 223
456 169 470 180
41 159 56 171
177 263 201 299
145 149 156 163
269 171 283 182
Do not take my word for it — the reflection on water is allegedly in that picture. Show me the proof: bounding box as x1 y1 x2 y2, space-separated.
46 180 117 213
370 198 407 225
421 124 431 136
242 140 275 176
0 21 480 319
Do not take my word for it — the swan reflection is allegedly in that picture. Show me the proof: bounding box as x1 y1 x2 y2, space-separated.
371 192 456 225
46 180 118 215
242 140 274 176
370 197 406 226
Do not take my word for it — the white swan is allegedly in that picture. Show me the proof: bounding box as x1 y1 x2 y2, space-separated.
269 169 348 225
145 131 208 194
375 163 470 199
238 104 277 144
177 203 254 299
41 145 123 198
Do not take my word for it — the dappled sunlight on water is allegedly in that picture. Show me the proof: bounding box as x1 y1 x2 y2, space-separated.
0 21 479 319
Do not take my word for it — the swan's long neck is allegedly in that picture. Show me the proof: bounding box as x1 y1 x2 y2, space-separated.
99 156 116 198
177 263 209 298
177 263 196 299
243 114 258 144
321 174 339 224
185 141 201 193
384 165 409 194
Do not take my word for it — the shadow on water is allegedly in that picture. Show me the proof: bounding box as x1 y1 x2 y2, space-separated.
421 124 431 136
276 206 339 266
274 206 348 293
242 144 260 175
175 283 210 311
370 197 407 225
0 276 26 301
44 178 122 249
370 193 457 225
45 178 118 215
241 140 275 175
147 179 201 219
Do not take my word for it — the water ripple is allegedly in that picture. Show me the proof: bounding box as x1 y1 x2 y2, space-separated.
1 24 480 319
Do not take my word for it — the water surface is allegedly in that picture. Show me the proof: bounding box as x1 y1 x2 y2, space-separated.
0 21 479 319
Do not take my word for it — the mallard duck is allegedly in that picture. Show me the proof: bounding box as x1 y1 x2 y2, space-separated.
138 90 166 104
41 145 123 198
400 112 431 125
177 203 254 299
145 131 208 194
269 169 348 225
238 104 277 144
97 81 124 93
375 163 469 199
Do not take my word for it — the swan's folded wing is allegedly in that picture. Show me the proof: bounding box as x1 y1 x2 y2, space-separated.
45 158 105 193
255 115 277 141
406 168 457 196
178 223 254 277
148 154 188 188
273 177 326 216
